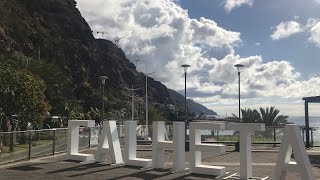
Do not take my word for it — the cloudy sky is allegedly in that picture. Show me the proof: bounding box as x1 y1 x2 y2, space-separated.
76 0 320 117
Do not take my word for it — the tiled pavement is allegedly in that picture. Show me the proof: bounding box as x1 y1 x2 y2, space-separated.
0 148 319 180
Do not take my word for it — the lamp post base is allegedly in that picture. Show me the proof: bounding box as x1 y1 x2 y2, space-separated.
185 141 189 152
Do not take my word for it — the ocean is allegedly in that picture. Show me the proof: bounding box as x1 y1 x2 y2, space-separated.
200 116 320 145
289 116 320 146
206 115 320 127
288 116 320 127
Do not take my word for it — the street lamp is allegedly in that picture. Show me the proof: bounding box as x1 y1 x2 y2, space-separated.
234 64 244 122
145 65 155 140
99 76 108 126
181 64 190 151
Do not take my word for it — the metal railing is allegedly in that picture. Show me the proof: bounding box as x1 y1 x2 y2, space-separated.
0 128 71 164
0 124 319 165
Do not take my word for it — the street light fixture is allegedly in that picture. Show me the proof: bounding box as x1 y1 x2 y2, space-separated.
234 64 244 122
99 76 108 126
181 64 190 151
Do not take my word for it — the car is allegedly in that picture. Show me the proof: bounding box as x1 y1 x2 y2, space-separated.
137 136 152 141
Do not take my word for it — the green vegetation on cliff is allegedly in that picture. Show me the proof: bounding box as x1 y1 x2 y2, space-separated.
0 0 216 130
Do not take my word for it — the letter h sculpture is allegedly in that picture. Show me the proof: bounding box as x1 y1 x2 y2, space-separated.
152 121 185 171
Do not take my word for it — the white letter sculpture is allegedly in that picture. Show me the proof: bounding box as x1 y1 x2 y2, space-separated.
94 121 123 164
67 120 95 161
124 121 152 168
272 124 315 180
152 121 185 171
190 122 226 176
226 123 265 179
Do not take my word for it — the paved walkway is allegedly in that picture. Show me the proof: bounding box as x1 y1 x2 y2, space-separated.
0 148 319 179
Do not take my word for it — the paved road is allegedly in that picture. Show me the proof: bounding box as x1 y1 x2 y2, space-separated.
0 149 319 179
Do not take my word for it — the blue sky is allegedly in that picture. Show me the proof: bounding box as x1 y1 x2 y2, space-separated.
76 0 320 116
180 0 320 78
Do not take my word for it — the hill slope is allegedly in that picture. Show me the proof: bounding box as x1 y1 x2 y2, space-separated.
168 89 217 116
0 0 216 118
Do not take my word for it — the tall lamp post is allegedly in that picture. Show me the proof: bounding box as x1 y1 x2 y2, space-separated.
234 64 244 121
99 76 108 126
234 64 244 152
181 64 190 151
145 65 155 140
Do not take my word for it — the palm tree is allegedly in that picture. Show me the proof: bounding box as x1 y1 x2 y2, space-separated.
253 106 289 140
257 106 288 126
231 106 288 142
232 108 260 123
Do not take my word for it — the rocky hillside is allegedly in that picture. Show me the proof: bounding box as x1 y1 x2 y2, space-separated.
0 0 216 118
168 89 217 116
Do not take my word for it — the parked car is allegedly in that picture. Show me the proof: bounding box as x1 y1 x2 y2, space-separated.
137 136 152 141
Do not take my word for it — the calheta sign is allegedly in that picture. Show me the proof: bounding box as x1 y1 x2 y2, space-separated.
67 120 315 180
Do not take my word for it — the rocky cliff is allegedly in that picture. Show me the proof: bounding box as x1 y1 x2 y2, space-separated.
0 0 215 118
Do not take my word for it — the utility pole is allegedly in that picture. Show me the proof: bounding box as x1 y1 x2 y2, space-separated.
144 64 155 140
124 86 140 121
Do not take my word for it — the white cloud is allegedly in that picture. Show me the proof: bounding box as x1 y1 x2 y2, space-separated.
271 21 302 40
76 0 241 89
76 0 320 116
224 0 254 13
190 18 241 47
308 22 320 47
255 42 261 46
270 18 320 47
305 18 320 29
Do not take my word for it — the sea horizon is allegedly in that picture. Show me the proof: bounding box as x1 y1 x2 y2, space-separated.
208 115 320 127
288 116 320 127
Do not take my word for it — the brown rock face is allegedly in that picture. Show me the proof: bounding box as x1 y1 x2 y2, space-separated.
0 0 171 109
0 0 215 116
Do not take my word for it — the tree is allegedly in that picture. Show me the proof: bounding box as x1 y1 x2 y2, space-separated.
254 106 289 139
0 60 49 150
143 105 166 125
243 108 260 123
257 106 288 126
232 108 260 123
232 106 288 126
2 53 71 116
85 107 100 123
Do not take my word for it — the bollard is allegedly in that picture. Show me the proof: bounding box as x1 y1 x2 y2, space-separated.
28 131 32 160
273 127 276 142
88 127 91 149
52 129 56 156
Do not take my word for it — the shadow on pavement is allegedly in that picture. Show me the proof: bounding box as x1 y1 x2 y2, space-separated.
47 161 111 174
170 173 217 180
309 154 320 165
68 164 124 177
107 166 172 180
8 165 42 171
